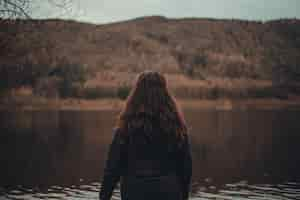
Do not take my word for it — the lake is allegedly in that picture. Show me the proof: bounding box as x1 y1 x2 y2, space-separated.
0 109 300 199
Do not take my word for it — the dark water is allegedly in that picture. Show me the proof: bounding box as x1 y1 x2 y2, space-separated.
0 109 300 199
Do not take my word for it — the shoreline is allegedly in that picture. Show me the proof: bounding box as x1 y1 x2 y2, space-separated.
1 97 300 111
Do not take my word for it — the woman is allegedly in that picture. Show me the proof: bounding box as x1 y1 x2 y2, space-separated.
99 71 192 200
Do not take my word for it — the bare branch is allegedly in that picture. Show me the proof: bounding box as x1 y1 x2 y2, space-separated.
2 0 31 18
0 0 76 19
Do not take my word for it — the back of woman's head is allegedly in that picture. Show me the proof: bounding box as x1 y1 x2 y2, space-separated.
116 70 187 141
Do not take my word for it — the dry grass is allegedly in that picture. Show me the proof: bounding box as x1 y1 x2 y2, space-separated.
1 71 300 110
84 71 275 99
1 96 300 111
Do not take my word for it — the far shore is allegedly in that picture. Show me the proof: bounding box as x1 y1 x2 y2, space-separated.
1 97 300 111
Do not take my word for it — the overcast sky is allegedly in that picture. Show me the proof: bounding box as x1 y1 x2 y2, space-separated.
34 0 300 24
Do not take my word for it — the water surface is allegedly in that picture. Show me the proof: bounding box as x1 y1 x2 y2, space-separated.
0 109 299 199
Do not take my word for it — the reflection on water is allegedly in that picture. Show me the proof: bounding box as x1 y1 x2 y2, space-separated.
0 109 300 199
1 181 300 199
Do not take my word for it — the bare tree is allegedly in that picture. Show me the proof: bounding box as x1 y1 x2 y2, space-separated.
0 0 77 19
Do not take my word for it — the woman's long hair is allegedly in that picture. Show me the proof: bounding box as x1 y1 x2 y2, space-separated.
115 71 187 142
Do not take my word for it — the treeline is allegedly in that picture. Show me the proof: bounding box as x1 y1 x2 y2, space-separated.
0 61 86 98
0 60 297 101
0 61 132 100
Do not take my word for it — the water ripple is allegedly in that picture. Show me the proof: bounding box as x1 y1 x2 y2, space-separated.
1 180 300 200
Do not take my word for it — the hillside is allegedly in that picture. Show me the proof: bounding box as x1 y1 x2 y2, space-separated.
1 16 300 100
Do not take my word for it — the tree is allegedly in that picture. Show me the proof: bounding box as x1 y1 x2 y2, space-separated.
52 62 87 98
0 0 76 19
0 0 78 50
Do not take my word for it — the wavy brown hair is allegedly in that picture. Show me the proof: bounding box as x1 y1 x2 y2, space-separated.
115 71 187 141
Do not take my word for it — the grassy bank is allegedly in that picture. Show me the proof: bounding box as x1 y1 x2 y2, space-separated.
1 75 300 111
1 95 300 111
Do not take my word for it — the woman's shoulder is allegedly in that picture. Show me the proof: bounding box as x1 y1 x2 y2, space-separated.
112 127 120 134
112 127 128 144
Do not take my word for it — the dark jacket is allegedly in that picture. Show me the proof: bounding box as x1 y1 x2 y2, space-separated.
99 121 192 200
